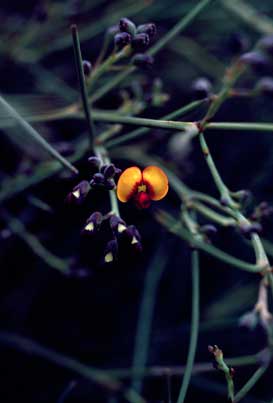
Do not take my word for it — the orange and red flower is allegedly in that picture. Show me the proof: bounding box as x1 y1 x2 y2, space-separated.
117 166 168 209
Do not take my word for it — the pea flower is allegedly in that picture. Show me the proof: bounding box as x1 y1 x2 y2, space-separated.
117 166 168 209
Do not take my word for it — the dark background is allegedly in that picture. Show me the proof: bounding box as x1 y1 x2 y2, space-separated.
0 0 273 402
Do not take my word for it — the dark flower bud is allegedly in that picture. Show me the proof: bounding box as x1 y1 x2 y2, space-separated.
114 167 122 176
104 178 116 190
227 32 249 54
124 225 142 252
208 345 214 354
82 211 103 234
256 77 273 96
220 196 230 207
239 51 270 74
239 222 262 238
136 23 157 41
191 77 212 99
133 53 154 68
109 215 127 234
101 163 116 179
114 32 132 49
104 239 118 263
82 60 92 77
239 310 258 330
131 33 150 52
200 224 218 235
92 173 105 184
66 180 90 204
88 156 102 170
234 189 252 203
107 25 120 38
259 35 273 55
119 18 136 36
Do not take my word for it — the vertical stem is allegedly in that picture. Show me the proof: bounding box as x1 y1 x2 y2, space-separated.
94 145 120 217
131 249 167 392
176 250 200 403
71 25 96 152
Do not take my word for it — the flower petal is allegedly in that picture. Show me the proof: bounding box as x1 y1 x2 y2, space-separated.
117 166 142 202
142 165 168 201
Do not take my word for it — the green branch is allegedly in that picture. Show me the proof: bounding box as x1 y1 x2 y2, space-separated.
176 249 200 403
0 94 78 174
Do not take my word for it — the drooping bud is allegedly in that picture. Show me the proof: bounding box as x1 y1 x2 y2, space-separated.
107 25 120 38
91 173 105 187
132 53 154 68
239 222 262 238
104 239 118 263
101 163 116 179
66 180 90 204
131 33 150 52
82 60 92 77
109 215 127 234
82 211 103 235
88 156 102 170
259 35 273 55
114 32 132 49
119 18 136 36
256 77 273 97
124 225 142 252
191 77 212 99
227 32 249 55
239 310 258 330
104 178 116 190
239 51 270 73
200 224 218 235
136 23 157 41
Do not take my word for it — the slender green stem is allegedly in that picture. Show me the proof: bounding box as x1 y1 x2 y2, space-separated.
207 122 273 132
199 132 233 204
191 201 236 227
93 110 197 132
71 25 96 151
91 0 213 103
6 212 68 274
94 145 120 216
0 332 146 403
150 0 213 56
0 94 78 174
105 99 207 148
221 0 273 35
100 352 260 378
88 47 130 90
176 250 200 403
156 210 264 273
131 248 167 392
234 366 268 403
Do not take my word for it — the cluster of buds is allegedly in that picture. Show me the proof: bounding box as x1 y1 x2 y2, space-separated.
82 212 142 264
65 158 121 205
113 17 156 68
65 156 121 204
250 201 273 222
88 156 121 191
